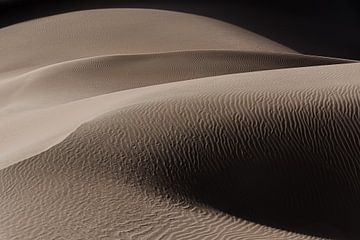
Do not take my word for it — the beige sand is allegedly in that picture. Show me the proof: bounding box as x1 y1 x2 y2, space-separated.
0 8 295 77
0 8 359 240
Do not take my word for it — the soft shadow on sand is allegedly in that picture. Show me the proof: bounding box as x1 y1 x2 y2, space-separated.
0 8 359 240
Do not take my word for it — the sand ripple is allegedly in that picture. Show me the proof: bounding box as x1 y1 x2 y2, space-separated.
0 9 359 240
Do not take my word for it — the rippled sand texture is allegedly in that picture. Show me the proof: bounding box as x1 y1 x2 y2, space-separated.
0 8 359 240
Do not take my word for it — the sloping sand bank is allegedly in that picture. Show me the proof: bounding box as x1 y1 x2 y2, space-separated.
0 9 359 240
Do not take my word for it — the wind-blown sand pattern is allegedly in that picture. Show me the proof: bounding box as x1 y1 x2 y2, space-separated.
0 8 359 240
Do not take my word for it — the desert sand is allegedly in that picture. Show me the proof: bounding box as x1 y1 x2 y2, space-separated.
0 8 359 240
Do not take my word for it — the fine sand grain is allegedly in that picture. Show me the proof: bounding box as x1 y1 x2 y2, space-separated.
0 8 359 240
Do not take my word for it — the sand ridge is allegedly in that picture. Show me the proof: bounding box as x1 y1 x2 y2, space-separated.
0 8 359 240
0 8 295 76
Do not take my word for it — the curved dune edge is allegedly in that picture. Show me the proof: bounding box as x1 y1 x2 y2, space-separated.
0 50 353 112
0 50 354 169
0 8 295 76
1 62 360 239
1 8 360 240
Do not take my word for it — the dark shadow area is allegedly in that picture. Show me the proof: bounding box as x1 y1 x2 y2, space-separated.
189 153 360 239
178 129 360 239
133 100 360 240
0 0 359 60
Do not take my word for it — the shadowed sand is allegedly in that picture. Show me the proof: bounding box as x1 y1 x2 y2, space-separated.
0 8 359 240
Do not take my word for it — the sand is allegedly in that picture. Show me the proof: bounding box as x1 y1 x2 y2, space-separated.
0 8 359 240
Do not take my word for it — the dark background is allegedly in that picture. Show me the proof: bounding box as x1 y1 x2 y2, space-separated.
0 0 359 60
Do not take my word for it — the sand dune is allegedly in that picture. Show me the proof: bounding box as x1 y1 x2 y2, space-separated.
0 50 351 112
0 8 295 76
1 8 360 240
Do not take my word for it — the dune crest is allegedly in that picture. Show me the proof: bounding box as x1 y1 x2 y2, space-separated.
1 8 359 240
0 8 295 76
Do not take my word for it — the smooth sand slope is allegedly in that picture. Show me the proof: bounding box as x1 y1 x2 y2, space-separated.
0 8 360 240
0 8 295 77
